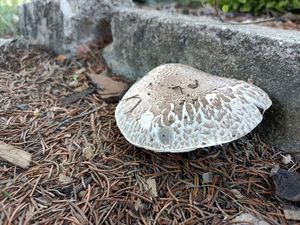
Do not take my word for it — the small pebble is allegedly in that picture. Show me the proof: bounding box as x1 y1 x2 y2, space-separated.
281 154 292 165
64 133 72 138
202 172 213 184
16 103 29 110
159 190 165 197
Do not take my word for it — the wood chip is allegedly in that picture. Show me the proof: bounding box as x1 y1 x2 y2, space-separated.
0 141 32 169
55 54 66 62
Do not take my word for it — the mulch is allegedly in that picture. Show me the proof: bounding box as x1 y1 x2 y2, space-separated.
0 40 299 225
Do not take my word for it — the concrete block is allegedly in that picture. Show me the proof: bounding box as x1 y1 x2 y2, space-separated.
18 0 134 55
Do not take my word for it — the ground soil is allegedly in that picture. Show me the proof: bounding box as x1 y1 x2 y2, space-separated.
0 40 299 225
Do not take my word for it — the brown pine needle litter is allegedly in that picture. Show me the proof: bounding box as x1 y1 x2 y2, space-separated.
0 40 299 225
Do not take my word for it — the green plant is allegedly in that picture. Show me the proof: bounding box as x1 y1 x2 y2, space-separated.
134 0 300 14
0 0 29 37
177 0 204 8
133 0 205 8
207 0 300 15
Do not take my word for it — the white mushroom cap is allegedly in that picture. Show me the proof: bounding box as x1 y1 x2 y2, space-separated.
115 63 272 153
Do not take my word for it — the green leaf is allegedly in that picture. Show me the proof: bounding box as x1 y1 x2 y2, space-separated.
232 2 240 11
240 3 251 12
189 0 203 8
222 4 229 13
206 0 300 15
266 2 276 9
275 1 287 11
292 0 300 8
178 0 189 6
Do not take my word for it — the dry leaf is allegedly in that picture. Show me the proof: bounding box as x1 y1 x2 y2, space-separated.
55 54 66 62
0 141 32 169
284 209 300 221
87 70 128 100
61 87 95 106
146 178 158 197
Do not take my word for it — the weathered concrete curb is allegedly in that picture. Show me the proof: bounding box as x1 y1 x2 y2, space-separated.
103 8 300 152
18 0 134 55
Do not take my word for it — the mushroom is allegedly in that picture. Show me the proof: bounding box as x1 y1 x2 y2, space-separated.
115 63 272 153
